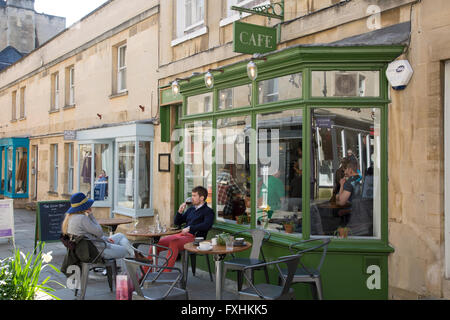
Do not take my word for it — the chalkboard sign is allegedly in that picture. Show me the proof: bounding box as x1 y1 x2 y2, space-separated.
35 200 71 248
0 199 15 248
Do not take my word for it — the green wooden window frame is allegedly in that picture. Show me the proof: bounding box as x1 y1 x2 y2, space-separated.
175 45 403 253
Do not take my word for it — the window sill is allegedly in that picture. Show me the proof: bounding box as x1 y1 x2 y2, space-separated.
10 119 17 123
49 108 60 114
47 191 59 196
63 104 76 110
18 117 26 121
109 90 128 99
61 193 72 198
171 26 208 47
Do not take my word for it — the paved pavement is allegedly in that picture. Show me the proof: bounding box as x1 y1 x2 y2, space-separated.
0 208 240 300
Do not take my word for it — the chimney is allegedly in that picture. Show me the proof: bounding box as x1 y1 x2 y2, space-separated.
6 0 34 10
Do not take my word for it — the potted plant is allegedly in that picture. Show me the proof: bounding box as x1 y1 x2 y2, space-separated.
284 221 295 234
236 215 250 225
334 226 350 239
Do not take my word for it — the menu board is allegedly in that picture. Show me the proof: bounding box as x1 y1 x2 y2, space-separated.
35 200 71 247
0 199 14 240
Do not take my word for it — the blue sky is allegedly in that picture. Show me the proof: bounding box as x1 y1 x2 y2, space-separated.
34 0 109 27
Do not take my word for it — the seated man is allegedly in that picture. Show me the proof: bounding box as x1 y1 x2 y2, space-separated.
156 186 214 268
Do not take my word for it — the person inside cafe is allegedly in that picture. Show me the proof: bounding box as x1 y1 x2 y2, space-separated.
155 186 214 269
335 157 362 225
61 192 135 260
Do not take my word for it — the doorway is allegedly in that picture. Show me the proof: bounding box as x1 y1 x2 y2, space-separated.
31 145 38 200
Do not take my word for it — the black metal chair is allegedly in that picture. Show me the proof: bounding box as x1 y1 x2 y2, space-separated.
76 238 117 300
238 254 301 300
187 231 214 282
278 238 331 300
223 229 270 291
132 242 185 288
124 257 188 300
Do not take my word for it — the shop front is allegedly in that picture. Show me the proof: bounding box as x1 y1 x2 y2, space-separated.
167 43 404 299
76 121 154 219
0 138 29 199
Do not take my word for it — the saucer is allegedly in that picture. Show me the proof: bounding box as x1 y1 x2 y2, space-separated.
198 245 212 251
233 241 246 246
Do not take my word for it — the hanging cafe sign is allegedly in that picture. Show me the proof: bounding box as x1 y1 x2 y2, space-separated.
233 21 277 54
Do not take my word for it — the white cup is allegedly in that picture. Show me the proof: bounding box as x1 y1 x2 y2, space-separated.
211 238 217 246
199 241 211 250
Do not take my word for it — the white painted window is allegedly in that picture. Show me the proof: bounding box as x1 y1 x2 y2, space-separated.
69 67 75 105
445 61 450 278
118 44 127 92
11 91 17 121
176 0 204 38
51 144 58 192
67 143 74 194
19 87 25 119
51 72 59 110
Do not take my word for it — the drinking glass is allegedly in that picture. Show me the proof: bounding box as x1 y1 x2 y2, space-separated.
225 236 234 251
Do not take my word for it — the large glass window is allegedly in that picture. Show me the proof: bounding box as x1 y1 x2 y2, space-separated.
6 147 13 193
1 148 4 192
216 116 251 224
258 73 302 104
79 144 92 196
257 109 303 235
186 92 213 115
310 108 381 238
94 144 111 202
138 141 151 209
117 142 135 209
218 84 252 110
184 121 213 203
311 71 380 97
15 147 27 194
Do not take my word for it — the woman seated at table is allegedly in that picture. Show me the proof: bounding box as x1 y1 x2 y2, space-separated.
155 186 214 269
61 192 135 260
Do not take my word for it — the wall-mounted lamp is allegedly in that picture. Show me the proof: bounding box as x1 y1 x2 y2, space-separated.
139 105 145 112
171 80 180 95
204 71 214 89
247 61 258 81
97 113 102 120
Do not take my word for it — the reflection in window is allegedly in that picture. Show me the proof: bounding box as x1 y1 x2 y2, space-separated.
118 142 135 209
218 84 252 110
257 109 303 235
311 71 380 97
15 147 27 194
311 108 380 238
187 92 213 115
94 144 110 201
216 116 251 224
7 147 12 193
258 73 302 104
79 145 92 196
184 121 212 203
138 141 151 209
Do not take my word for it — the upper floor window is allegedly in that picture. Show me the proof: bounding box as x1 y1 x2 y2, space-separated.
51 72 60 111
11 90 17 121
118 45 127 92
65 66 75 106
19 87 25 119
176 0 205 38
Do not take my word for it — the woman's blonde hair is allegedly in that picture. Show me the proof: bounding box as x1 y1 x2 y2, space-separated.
61 210 89 235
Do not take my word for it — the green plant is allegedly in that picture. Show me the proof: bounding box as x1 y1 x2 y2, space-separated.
0 242 64 300
216 232 231 246
236 215 250 224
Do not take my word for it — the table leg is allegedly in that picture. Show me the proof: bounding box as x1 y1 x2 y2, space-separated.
181 250 188 289
214 254 226 300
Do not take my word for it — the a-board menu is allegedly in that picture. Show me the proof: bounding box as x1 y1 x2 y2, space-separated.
35 200 71 247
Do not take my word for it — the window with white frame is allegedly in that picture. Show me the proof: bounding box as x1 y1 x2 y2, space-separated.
176 0 205 38
50 144 58 192
66 143 74 194
51 72 59 111
65 66 75 106
19 87 25 119
117 45 127 93
11 90 17 121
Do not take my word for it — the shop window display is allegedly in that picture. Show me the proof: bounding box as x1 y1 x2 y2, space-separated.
117 141 135 209
311 108 380 238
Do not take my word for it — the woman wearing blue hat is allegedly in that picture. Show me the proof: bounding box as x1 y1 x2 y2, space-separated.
61 192 135 259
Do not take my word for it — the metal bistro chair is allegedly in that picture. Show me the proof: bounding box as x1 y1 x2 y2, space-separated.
124 257 188 300
278 238 331 300
238 254 301 300
132 243 184 288
223 229 271 291
76 238 118 300
188 231 214 282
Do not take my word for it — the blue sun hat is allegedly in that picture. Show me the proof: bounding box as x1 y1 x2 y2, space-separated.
67 192 94 214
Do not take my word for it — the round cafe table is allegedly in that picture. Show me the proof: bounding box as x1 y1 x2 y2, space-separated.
97 218 133 236
184 241 252 300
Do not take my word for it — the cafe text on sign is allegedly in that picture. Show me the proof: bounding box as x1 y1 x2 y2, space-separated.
233 21 277 54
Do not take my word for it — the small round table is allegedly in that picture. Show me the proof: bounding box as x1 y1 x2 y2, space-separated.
184 241 252 300
126 229 182 262
97 218 133 236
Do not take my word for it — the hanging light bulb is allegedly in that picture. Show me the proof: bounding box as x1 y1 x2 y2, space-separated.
171 80 180 95
204 71 214 89
247 61 258 81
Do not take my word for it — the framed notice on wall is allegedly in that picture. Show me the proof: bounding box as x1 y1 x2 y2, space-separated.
0 199 15 248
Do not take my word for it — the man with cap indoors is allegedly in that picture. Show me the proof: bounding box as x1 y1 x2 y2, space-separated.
61 192 135 259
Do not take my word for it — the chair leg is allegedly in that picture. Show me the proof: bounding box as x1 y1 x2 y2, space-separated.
237 270 243 291
205 255 213 282
106 266 113 292
263 266 270 284
79 263 89 300
190 254 197 276
314 277 324 300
